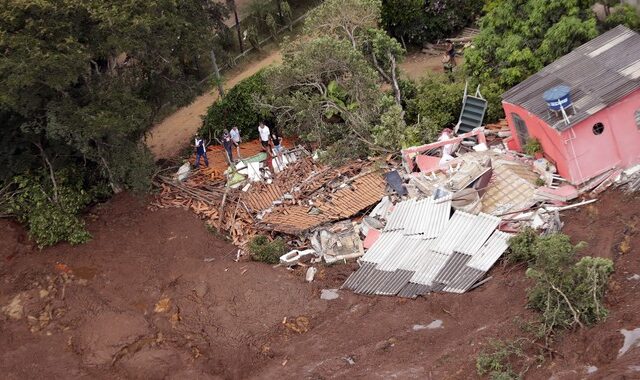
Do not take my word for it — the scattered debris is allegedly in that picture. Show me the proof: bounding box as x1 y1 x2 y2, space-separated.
2 294 24 320
320 289 340 300
412 320 443 331
305 267 317 282
154 298 171 313
619 327 640 358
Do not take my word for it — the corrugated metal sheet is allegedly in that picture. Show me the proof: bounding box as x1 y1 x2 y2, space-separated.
432 211 478 254
360 230 404 264
466 231 512 271
502 25 640 131
453 213 500 255
344 205 511 297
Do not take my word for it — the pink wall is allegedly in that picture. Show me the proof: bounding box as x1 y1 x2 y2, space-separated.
503 89 640 184
502 102 572 180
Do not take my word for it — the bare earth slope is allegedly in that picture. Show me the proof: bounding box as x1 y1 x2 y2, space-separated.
1 192 639 379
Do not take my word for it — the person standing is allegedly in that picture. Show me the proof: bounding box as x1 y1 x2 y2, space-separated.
258 122 271 150
442 40 456 79
194 135 209 169
230 126 242 159
221 130 234 163
271 124 284 166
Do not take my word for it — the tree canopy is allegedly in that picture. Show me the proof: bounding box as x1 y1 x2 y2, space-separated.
0 0 229 245
465 0 599 88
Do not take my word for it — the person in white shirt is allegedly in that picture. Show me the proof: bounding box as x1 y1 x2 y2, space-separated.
230 126 241 158
258 122 271 150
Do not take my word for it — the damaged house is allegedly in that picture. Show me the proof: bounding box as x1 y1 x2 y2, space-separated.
502 25 640 185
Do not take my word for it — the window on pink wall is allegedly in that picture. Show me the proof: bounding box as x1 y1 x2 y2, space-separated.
593 122 605 135
511 113 529 147
635 109 640 129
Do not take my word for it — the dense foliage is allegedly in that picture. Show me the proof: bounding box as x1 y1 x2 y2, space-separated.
248 235 286 264
0 0 229 245
7 169 104 247
465 0 599 88
201 70 268 141
381 0 483 46
508 230 614 334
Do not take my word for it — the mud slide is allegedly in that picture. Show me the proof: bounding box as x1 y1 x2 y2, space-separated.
146 51 282 159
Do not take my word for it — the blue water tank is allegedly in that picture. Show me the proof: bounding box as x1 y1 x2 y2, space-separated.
543 85 572 111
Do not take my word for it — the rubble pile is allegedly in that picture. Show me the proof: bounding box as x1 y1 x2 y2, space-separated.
151 122 636 297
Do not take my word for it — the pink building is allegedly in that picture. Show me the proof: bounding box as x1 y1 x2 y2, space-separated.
502 25 640 185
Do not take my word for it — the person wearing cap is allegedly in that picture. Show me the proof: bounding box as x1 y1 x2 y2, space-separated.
221 129 234 163
194 135 209 169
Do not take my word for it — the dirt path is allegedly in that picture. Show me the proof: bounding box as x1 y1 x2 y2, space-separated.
146 51 282 159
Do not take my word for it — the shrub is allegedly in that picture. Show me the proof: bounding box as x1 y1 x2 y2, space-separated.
248 235 286 264
200 70 269 142
7 169 95 247
507 227 539 264
517 232 614 334
476 339 526 380
523 138 542 156
602 4 640 32
381 0 483 47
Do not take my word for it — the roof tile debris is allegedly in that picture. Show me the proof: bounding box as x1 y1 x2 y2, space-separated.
260 171 387 235
502 25 640 131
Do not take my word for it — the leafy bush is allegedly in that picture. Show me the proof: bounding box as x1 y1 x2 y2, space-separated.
381 0 483 46
476 339 527 380
200 70 269 142
516 232 614 334
248 235 286 264
507 227 539 264
602 4 640 32
523 138 542 156
403 73 465 141
7 170 97 247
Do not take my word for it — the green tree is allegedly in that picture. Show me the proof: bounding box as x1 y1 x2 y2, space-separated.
381 0 483 47
201 70 269 141
260 37 387 159
0 0 229 244
304 0 382 48
465 0 598 88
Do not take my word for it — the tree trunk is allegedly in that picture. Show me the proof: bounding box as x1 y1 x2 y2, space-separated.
230 1 244 53
210 49 225 97
388 52 401 105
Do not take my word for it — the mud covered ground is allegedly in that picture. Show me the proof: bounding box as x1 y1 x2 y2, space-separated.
1 191 638 379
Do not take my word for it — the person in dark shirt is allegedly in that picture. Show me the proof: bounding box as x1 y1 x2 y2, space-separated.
221 129 234 163
194 135 208 169
271 125 284 167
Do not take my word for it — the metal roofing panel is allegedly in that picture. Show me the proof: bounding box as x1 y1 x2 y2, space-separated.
397 282 431 298
442 267 485 293
419 198 452 238
433 252 472 285
453 213 501 255
409 250 450 285
397 239 436 271
467 231 512 271
342 262 376 291
502 26 640 131
432 211 478 254
360 230 404 264
376 236 423 271
375 270 414 296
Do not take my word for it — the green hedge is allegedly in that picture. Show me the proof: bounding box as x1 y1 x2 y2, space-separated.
200 70 268 141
